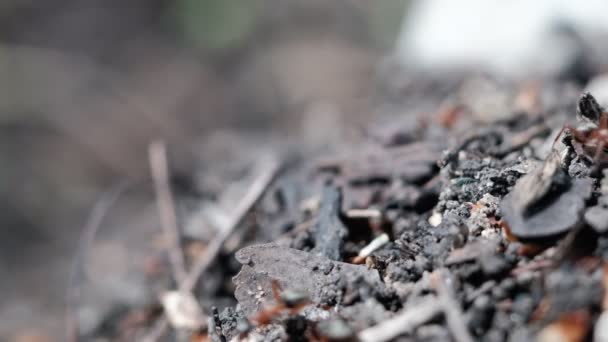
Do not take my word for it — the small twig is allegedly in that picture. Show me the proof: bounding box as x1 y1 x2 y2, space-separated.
431 269 474 342
510 259 553 276
183 157 280 290
345 208 382 219
493 123 551 158
357 296 442 342
65 181 131 342
352 233 390 264
149 140 187 285
274 218 316 246
142 157 281 342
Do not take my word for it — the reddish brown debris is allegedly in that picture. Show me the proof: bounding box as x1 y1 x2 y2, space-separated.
537 310 591 342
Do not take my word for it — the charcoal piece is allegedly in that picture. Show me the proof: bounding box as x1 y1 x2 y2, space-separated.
577 92 603 123
219 307 245 341
479 253 510 277
233 244 388 316
584 196 608 233
314 185 348 260
542 265 603 321
510 295 535 323
336 142 442 185
500 178 592 239
285 316 308 342
510 149 570 217
384 182 438 213
439 130 503 168
467 295 493 336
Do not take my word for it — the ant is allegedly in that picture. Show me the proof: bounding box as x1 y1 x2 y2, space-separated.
554 92 608 173
251 279 310 326
245 280 354 342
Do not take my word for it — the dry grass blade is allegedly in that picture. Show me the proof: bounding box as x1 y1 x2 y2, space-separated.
65 181 131 342
357 296 442 342
149 140 187 285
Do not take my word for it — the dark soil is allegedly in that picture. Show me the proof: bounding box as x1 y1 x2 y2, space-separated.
73 72 608 342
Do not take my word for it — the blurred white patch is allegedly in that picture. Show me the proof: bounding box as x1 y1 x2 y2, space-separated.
428 212 442 227
161 291 206 330
396 0 608 76
586 74 608 106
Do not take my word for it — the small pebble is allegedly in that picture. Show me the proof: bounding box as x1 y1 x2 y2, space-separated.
317 318 355 341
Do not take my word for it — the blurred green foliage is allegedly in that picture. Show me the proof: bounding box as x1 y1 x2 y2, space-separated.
169 0 408 52
370 0 410 48
170 0 258 51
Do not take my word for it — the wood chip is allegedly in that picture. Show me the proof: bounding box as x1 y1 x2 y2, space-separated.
161 291 206 331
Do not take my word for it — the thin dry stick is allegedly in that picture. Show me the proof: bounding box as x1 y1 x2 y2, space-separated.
183 157 280 290
432 269 474 342
357 296 442 342
65 181 131 342
142 157 281 342
149 141 187 285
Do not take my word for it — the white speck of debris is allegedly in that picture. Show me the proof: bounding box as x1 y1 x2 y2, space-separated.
358 234 390 258
594 311 608 341
480 228 500 240
301 196 321 213
429 212 442 227
161 290 205 330
254 290 265 303
235 331 265 342
346 208 382 219
560 148 570 164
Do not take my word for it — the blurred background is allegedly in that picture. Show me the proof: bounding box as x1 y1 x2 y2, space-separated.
4 0 608 340
0 1 407 340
